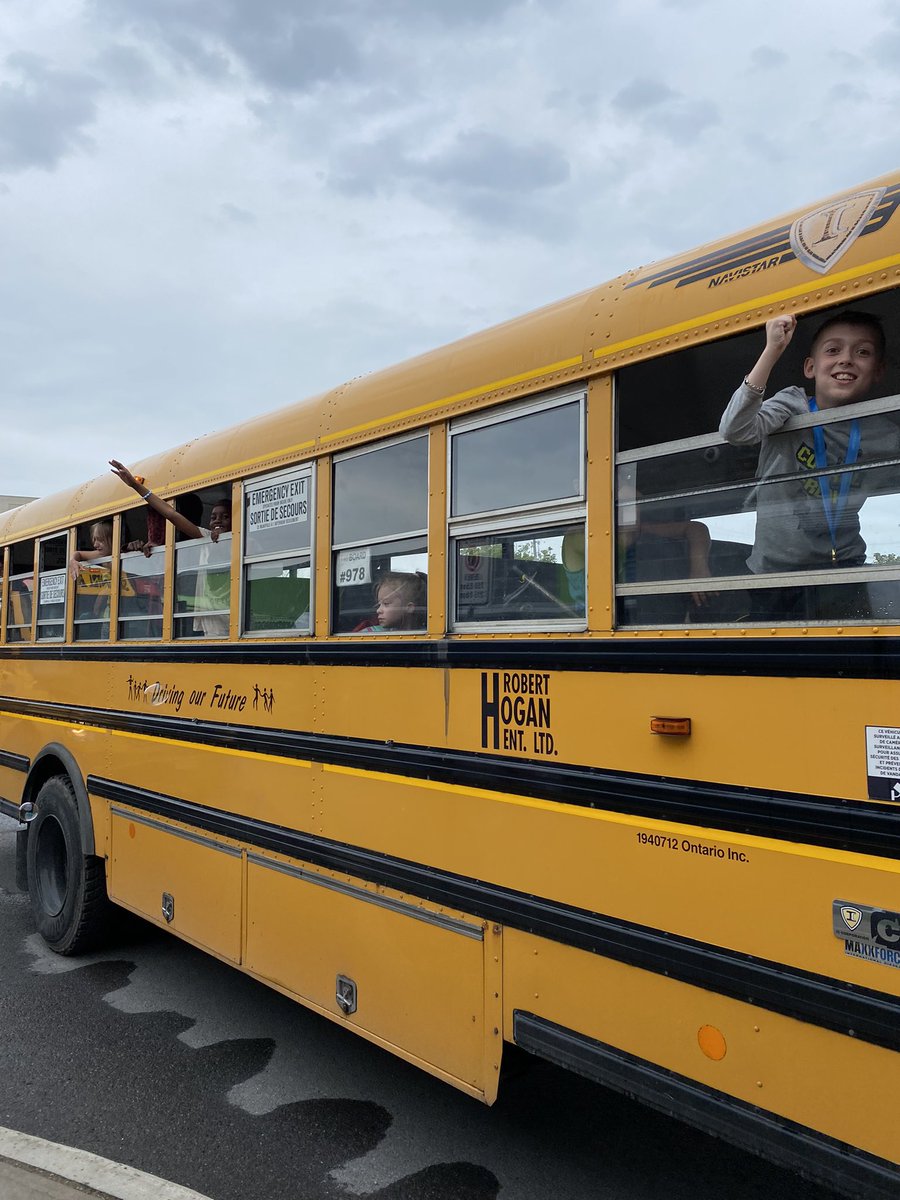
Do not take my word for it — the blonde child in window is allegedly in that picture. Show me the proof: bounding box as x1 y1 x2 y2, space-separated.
68 521 113 582
359 571 426 633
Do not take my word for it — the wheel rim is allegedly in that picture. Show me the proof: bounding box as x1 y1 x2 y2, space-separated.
35 816 68 917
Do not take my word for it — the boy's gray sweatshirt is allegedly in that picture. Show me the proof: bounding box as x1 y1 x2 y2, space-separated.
719 381 900 575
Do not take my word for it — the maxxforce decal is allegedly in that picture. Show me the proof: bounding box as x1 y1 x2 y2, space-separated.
626 183 900 292
834 900 900 971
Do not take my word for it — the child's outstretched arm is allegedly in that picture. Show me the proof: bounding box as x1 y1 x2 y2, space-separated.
720 315 801 445
68 548 102 582
109 460 204 541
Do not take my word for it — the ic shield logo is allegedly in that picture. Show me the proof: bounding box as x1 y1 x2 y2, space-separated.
790 188 886 274
839 906 862 931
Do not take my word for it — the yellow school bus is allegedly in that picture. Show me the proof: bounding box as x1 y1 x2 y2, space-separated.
2 172 900 1197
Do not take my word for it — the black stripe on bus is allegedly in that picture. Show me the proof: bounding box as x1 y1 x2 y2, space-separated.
513 1012 899 1200
2 635 900 678
89 774 900 1054
0 797 19 821
625 224 793 288
6 694 899 860
624 181 900 292
0 750 29 773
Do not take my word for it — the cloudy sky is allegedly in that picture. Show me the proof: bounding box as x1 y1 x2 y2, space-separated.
2 0 899 499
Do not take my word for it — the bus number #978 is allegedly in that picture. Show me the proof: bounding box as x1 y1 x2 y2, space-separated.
636 832 679 850
338 567 366 584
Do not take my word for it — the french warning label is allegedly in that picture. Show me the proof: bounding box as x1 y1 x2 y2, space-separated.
866 725 900 802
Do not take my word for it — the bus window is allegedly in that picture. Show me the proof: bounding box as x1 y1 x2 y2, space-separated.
35 533 67 641
174 489 231 639
614 301 900 626
6 540 35 642
332 435 427 634
72 519 113 642
449 393 586 628
119 546 164 640
242 465 313 635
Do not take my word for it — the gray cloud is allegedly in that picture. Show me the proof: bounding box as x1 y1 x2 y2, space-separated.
611 77 719 145
376 0 526 26
655 98 719 144
92 0 532 95
93 0 366 91
332 128 571 234
612 78 677 114
749 45 789 70
218 201 256 225
92 43 160 96
869 31 900 70
828 81 870 103
415 130 569 192
0 53 102 170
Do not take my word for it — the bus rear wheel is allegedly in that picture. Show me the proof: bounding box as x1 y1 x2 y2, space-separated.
27 775 111 955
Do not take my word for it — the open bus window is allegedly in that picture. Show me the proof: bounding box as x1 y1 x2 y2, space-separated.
332 435 427 635
5 540 34 642
119 546 164 640
242 465 313 635
449 392 586 630
174 488 231 639
614 295 900 626
72 519 113 642
36 533 67 641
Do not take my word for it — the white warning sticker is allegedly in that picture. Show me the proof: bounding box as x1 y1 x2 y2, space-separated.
866 726 900 802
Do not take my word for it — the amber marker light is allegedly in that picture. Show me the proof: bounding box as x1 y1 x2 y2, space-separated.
697 1024 727 1061
650 717 691 736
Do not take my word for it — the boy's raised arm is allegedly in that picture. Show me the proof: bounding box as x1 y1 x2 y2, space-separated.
720 315 799 444
746 314 796 392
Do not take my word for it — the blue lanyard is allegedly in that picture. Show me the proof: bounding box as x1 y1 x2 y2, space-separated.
808 396 860 560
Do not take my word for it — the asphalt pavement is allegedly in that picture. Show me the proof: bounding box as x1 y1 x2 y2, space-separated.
0 819 212 1200
0 1125 213 1200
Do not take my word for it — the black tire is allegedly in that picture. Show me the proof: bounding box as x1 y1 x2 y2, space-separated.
26 775 111 955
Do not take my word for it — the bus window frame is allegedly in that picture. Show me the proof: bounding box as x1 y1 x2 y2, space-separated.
118 542 165 642
4 539 36 643
0 545 6 642
35 531 68 643
447 388 587 633
613 380 900 628
71 517 116 643
448 390 586 522
240 461 316 639
173 530 233 641
331 431 429 637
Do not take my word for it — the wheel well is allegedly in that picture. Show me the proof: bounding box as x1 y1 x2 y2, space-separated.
24 745 95 856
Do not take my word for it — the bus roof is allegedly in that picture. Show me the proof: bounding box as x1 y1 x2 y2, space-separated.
4 169 899 542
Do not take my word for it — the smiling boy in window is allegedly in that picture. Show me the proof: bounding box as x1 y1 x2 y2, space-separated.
719 310 900 620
